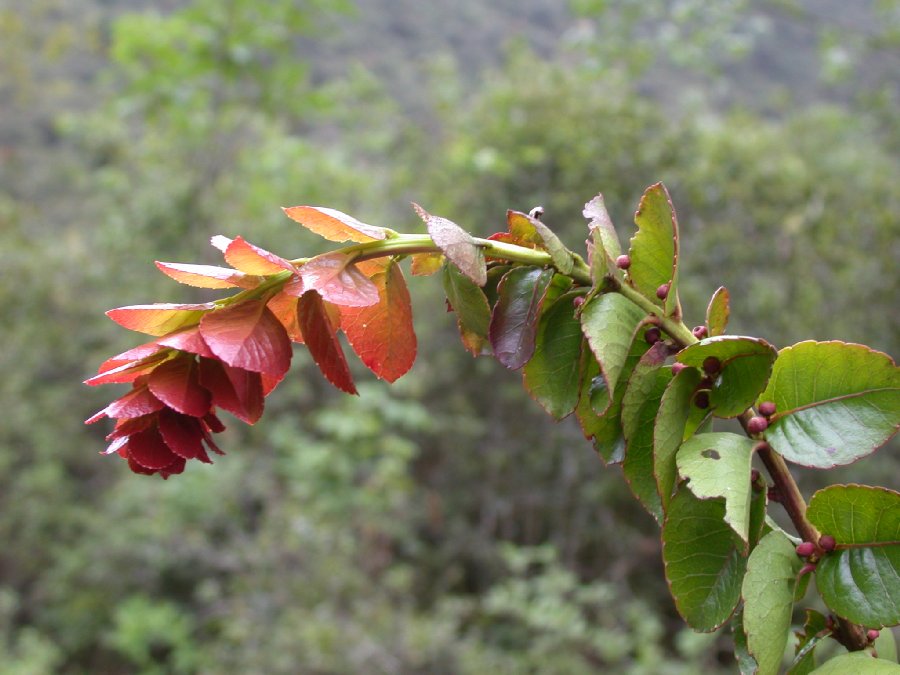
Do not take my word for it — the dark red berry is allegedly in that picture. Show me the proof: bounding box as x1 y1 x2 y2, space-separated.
573 296 585 308
702 356 721 375
819 535 836 552
656 283 670 300
758 401 777 417
615 254 631 270
694 391 710 409
692 325 708 339
747 416 769 435
796 541 816 557
750 469 760 483
868 629 880 642
644 327 661 345
671 362 687 375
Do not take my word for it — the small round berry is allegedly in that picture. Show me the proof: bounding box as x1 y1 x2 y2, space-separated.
750 469 761 483
644 327 661 345
573 296 585 308
819 535 836 552
796 541 816 557
747 416 769 435
702 356 721 375
656 283 670 300
692 325 708 339
671 362 687 375
867 629 880 642
615 254 631 270
758 401 777 418
694 391 710 409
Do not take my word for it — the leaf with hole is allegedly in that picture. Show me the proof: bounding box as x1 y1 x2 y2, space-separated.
677 432 756 547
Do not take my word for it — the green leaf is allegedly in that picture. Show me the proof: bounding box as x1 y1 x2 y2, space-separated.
676 336 778 418
662 486 746 631
442 263 491 356
523 292 585 420
732 605 760 675
759 341 900 468
706 286 730 337
787 609 829 675
807 485 900 627
875 627 898 664
628 182 681 317
654 367 702 510
622 343 672 522
580 292 647 414
677 432 756 548
742 530 803 675
576 339 650 464
583 193 622 284
809 653 900 674
489 266 555 369
415 203 487 286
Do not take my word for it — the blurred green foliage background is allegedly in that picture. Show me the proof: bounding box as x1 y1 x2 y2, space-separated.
0 0 897 672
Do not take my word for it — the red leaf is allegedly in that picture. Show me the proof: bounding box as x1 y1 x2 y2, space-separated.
106 303 213 336
98 341 164 373
155 261 262 289
126 427 179 470
86 385 164 424
85 352 169 386
199 358 264 424
158 409 206 459
200 300 292 378
105 415 155 442
148 356 211 417
298 290 357 394
203 411 227 434
127 456 158 475
412 203 486 286
340 262 416 382
261 371 283 396
294 252 380 307
224 236 296 275
282 205 386 243
157 326 215 358
159 456 187 479
267 291 304 343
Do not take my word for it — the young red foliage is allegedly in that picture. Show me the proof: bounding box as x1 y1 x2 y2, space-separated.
199 299 293 378
266 292 305 343
157 326 216 358
297 290 358 394
223 236 296 275
282 205 386 243
106 303 213 336
154 261 262 289
147 355 211 418
87 384 165 424
157 409 210 461
199 358 265 424
339 260 416 383
294 252 380 307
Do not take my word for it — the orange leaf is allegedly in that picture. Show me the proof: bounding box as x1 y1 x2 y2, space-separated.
199 300 293 378
297 291 357 394
340 262 417 383
294 252 380 307
282 206 386 243
267 291 304 343
410 252 444 276
106 303 213 337
224 236 296 275
155 261 262 289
